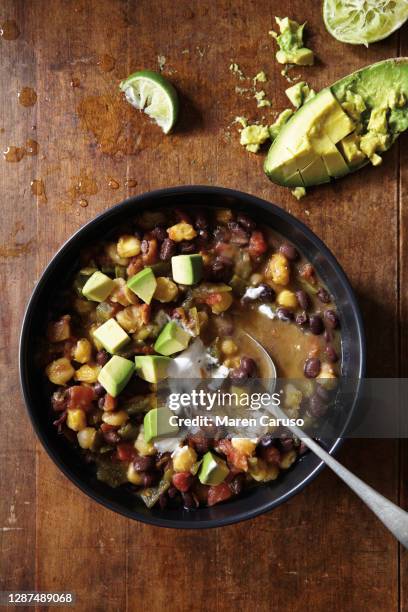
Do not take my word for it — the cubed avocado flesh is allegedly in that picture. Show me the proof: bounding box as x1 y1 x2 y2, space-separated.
171 254 203 285
143 407 179 443
135 355 171 383
127 267 157 304
82 271 114 302
265 58 408 188
98 355 135 397
198 451 229 485
154 321 190 356
93 318 130 354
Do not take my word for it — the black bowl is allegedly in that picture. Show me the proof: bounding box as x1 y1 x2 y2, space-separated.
19 186 365 528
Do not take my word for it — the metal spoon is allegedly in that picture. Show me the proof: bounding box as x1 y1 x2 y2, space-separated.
242 332 408 548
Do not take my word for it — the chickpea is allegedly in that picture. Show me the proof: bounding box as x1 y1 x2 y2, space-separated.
73 338 92 364
67 408 87 432
277 289 297 309
46 358 75 385
167 222 197 242
265 253 290 286
102 410 129 427
172 446 197 473
220 339 238 356
211 292 233 314
117 235 141 258
77 427 97 449
105 242 128 266
153 277 179 303
231 438 257 455
74 364 101 384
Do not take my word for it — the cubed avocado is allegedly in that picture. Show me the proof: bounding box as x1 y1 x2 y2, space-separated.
338 133 367 167
143 407 178 443
171 254 203 285
82 271 114 302
93 318 130 354
98 355 135 397
154 321 190 356
299 156 330 186
198 451 229 485
135 355 171 383
127 267 157 304
311 136 350 178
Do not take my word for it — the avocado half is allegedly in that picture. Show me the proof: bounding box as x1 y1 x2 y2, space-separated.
264 58 408 188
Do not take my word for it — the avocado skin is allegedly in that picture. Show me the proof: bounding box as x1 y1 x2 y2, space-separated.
264 58 408 188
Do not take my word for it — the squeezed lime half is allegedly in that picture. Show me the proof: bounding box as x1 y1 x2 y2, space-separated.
119 70 179 133
323 0 408 45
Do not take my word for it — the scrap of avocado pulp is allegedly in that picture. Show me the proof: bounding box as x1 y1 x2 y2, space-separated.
271 17 314 66
264 58 408 188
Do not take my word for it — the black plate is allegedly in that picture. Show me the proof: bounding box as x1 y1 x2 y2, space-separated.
19 186 366 528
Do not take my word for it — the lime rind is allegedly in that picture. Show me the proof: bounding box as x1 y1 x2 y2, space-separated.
323 0 408 46
119 70 179 134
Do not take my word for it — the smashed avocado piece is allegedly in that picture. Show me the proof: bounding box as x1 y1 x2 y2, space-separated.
270 17 314 66
291 186 306 200
286 81 316 109
269 109 293 140
240 124 270 153
254 90 271 108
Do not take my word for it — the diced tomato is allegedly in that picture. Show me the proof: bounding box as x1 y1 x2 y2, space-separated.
207 482 232 507
67 385 95 411
103 394 117 412
248 231 268 259
116 442 136 462
172 472 193 492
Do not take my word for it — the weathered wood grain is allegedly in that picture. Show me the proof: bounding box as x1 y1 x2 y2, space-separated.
0 1 405 610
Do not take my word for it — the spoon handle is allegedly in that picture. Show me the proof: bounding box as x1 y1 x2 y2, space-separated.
300 436 408 547
269 404 408 547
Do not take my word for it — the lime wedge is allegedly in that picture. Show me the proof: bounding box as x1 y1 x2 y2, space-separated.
119 70 179 133
323 0 408 45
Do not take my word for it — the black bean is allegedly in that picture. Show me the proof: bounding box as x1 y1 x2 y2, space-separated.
142 471 160 487
295 312 309 327
151 226 167 242
259 434 275 448
133 455 156 472
304 357 321 378
296 290 311 310
160 238 176 261
325 345 339 363
93 383 105 398
96 349 110 366
307 393 328 418
158 493 168 509
258 283 276 302
182 491 199 510
237 212 256 231
209 256 234 282
277 307 294 322
260 445 281 464
167 486 178 499
197 229 209 242
102 430 121 445
315 384 330 402
229 474 245 495
279 243 299 261
228 222 250 246
240 356 257 377
317 287 331 304
309 314 324 335
194 211 209 230
179 240 197 254
98 396 106 410
279 435 294 452
324 309 340 329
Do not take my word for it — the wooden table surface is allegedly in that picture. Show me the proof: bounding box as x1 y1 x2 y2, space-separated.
1 1 407 610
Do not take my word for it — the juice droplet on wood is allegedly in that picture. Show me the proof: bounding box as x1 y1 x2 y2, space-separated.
18 87 37 107
79 199 88 208
0 20 20 40
70 77 80 88
3 146 25 162
125 179 138 188
108 178 119 189
97 54 115 72
67 171 98 205
31 179 47 202
25 139 38 155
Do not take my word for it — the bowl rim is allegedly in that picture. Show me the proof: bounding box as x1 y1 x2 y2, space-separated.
19 185 366 529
